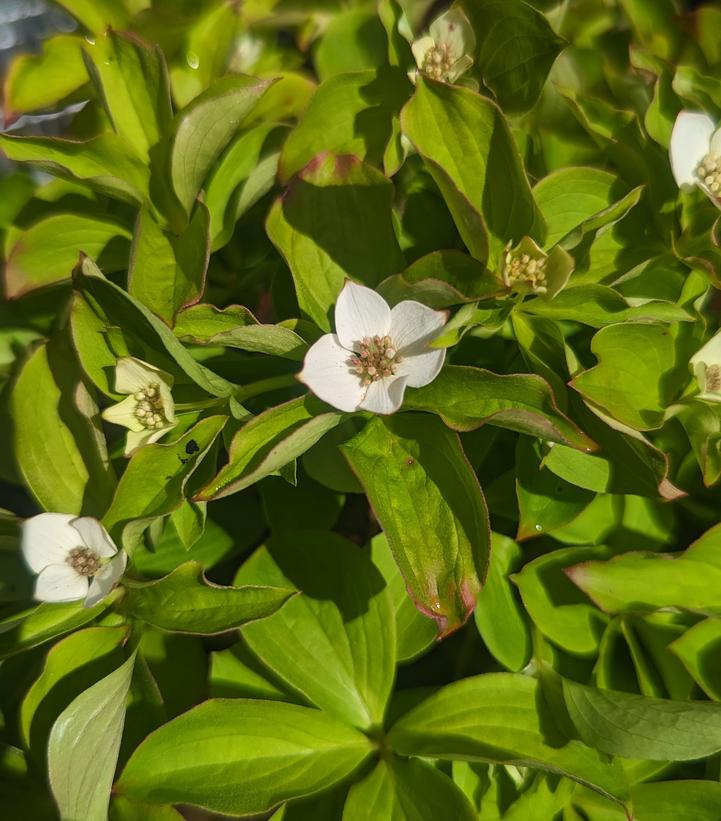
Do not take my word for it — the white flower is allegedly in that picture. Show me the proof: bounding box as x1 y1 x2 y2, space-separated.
299 281 447 415
22 513 126 607
101 357 177 456
669 110 721 206
690 332 721 402
411 8 475 84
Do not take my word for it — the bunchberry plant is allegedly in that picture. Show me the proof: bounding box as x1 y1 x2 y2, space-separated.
2 1 721 820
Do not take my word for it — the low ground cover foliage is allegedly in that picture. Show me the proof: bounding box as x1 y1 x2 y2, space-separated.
2 0 721 818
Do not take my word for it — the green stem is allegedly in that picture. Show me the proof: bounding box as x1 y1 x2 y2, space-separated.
234 373 299 403
175 373 298 413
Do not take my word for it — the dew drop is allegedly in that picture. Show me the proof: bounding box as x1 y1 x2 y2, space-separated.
534 524 543 532
431 600 442 612
186 51 200 70
85 34 96 45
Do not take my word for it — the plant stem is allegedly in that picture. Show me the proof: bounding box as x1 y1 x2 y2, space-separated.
234 372 299 402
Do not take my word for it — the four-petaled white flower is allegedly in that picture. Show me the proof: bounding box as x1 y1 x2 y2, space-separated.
669 110 721 207
299 281 447 415
22 513 126 607
411 8 475 84
101 357 177 456
690 332 721 402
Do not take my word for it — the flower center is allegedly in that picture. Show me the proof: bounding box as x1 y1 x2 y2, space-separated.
133 383 167 430
422 43 453 80
349 335 401 386
504 251 548 292
706 364 721 393
695 153 721 195
66 546 101 577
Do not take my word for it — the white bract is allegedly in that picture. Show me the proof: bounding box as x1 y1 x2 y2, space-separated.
669 111 721 206
299 281 447 415
22 513 126 607
411 8 475 84
102 357 177 456
690 332 721 402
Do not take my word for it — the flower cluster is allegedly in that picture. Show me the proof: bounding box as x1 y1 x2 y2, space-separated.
411 8 475 84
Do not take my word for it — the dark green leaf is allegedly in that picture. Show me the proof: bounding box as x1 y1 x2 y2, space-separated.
404 366 596 450
235 530 395 729
563 678 721 760
128 205 210 323
267 154 404 330
342 413 490 636
122 562 295 635
196 397 342 501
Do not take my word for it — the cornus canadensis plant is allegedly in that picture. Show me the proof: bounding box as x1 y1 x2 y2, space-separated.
101 357 177 455
299 281 447 414
6 1 721 819
21 514 126 606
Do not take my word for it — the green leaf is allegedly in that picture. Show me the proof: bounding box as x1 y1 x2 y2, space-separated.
378 250 502 308
401 77 540 262
518 285 691 328
205 124 285 250
83 31 172 161
279 68 412 182
473 534 532 673
48 654 135 821
314 9 389 80
117 699 372 815
341 413 490 636
516 438 593 539
11 335 115 516
210 638 298 702
102 416 226 545
5 214 131 298
566 523 721 616
235 530 395 729
460 0 565 113
52 0 129 32
0 134 149 206
74 256 235 397
562 677 721 760
369 533 436 663
267 153 405 330
4 35 88 118
0 593 120 659
387 673 629 802
571 324 681 431
196 397 343 501
403 366 596 451
122 561 295 635
128 205 210 323
20 626 127 759
630 781 721 821
514 546 609 656
542 402 683 499
343 757 477 821
669 618 721 701
171 75 273 215
110 797 184 821
677 402 721 487
532 167 640 249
